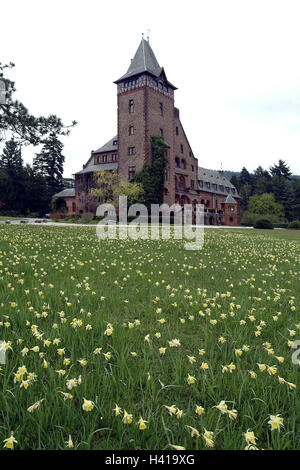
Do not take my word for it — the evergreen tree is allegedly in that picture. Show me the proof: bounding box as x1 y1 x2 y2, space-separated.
33 134 65 194
253 166 273 195
230 174 240 192
239 167 253 187
0 138 23 171
270 159 292 179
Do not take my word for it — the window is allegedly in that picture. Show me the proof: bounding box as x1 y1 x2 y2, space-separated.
191 165 194 172
205 182 211 189
128 166 136 179
175 157 180 168
231 188 236 194
212 183 217 191
103 155 107 163
128 147 135 155
112 154 118 161
199 180 203 188
219 185 224 192
181 159 186 169
180 144 183 154
113 140 118 146
225 186 230 192
129 99 134 113
95 155 100 164
229 206 235 212
129 125 134 135
160 128 163 137
191 180 194 189
160 102 163 116
176 126 179 135
72 202 76 212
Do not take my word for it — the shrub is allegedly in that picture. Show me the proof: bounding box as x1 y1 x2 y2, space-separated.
288 220 300 230
254 218 274 229
241 212 280 227
50 211 66 221
81 212 94 223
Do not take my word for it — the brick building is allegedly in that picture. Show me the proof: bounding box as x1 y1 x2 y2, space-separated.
59 37 240 225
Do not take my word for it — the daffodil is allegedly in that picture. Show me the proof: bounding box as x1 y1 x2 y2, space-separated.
185 425 200 438
122 410 133 424
3 433 17 449
82 398 94 412
268 414 284 431
138 416 148 430
195 405 205 415
243 429 257 445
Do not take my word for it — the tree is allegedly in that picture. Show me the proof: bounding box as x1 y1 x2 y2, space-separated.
33 134 65 193
239 184 252 210
253 166 273 195
239 167 253 187
0 138 23 171
0 62 76 146
248 193 284 218
90 170 144 207
230 174 240 192
131 136 168 209
270 159 292 180
90 170 120 204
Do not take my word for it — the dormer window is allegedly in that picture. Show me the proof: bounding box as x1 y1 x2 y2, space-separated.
113 140 118 145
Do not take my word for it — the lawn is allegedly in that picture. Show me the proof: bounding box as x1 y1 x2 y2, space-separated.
0 225 299 450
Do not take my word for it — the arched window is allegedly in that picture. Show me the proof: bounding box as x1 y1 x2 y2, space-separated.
179 176 185 190
175 157 180 168
181 159 186 169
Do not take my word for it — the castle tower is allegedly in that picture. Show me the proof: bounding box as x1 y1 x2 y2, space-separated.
114 37 177 205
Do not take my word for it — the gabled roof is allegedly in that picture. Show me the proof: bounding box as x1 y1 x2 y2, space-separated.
92 136 118 154
197 166 240 198
223 194 237 204
114 39 177 89
75 162 118 175
53 188 75 198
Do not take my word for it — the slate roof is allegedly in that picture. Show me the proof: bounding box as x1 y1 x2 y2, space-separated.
114 39 177 89
198 167 240 198
223 194 238 204
92 136 118 154
53 188 75 198
75 162 118 175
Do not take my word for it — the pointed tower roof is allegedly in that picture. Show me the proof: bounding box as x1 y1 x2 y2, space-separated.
114 38 177 89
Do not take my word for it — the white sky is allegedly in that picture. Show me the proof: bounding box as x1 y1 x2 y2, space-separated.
1 0 300 177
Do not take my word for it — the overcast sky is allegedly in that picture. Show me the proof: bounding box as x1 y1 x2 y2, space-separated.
1 0 300 177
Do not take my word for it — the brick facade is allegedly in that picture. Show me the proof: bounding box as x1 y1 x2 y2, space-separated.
69 38 241 225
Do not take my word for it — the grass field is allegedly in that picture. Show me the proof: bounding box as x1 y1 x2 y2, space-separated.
0 225 299 450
